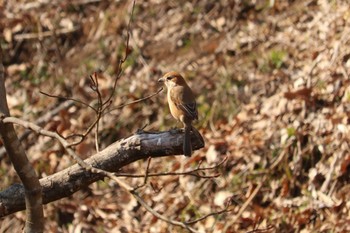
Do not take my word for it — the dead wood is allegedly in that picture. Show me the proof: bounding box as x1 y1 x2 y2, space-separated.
0 130 204 217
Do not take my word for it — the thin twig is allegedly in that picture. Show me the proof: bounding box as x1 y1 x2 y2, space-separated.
269 141 293 170
320 152 340 193
67 71 106 147
95 119 100 152
116 157 227 179
122 157 228 231
2 116 89 169
238 181 264 218
131 191 199 233
185 207 232 225
223 180 264 232
14 26 80 41
134 157 152 190
0 100 74 159
246 225 275 233
116 171 220 179
106 87 163 115
39 91 97 112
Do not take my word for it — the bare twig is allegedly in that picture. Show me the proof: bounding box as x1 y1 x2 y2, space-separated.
247 225 275 233
18 0 101 11
185 207 232 225
131 191 199 233
320 152 340 193
115 157 228 232
94 119 100 152
2 116 89 168
65 71 108 146
106 87 163 114
116 156 227 179
0 100 74 159
116 171 219 179
40 71 110 147
269 140 293 171
39 91 97 112
223 180 264 232
137 157 152 189
14 26 80 41
121 168 230 232
100 148 226 232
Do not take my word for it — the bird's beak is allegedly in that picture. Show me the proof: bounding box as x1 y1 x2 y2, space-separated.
158 77 165 83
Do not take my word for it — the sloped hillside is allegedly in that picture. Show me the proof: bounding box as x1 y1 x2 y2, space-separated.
1 0 350 232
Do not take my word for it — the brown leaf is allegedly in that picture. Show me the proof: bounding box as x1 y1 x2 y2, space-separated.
284 88 312 100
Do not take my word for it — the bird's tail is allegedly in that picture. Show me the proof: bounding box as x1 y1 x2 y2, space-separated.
183 125 192 157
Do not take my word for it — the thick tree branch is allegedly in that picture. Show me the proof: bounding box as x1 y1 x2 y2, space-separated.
0 46 44 232
0 130 205 217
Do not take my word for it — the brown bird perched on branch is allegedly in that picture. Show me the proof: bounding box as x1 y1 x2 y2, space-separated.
158 71 198 157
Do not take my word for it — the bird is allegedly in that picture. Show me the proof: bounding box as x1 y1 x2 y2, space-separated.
158 71 198 157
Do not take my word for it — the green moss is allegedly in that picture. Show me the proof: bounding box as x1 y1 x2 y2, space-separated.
286 127 296 137
269 50 287 69
231 174 243 187
180 204 201 222
315 79 326 91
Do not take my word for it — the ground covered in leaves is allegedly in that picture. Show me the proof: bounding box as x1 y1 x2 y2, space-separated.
1 0 350 232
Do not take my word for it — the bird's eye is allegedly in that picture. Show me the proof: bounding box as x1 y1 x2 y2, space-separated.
167 76 173 80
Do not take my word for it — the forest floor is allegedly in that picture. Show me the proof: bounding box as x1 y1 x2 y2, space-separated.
1 0 350 232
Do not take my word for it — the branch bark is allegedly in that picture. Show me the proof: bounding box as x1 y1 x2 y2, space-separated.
0 46 44 232
0 130 205 217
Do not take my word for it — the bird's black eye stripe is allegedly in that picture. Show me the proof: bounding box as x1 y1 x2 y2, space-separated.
167 76 173 80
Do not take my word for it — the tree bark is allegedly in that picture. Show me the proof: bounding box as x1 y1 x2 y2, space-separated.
0 130 205 217
0 46 44 232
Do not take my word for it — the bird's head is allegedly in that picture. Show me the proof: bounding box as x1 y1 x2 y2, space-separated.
158 71 187 88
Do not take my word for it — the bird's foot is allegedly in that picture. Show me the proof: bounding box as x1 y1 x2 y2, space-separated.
169 127 183 134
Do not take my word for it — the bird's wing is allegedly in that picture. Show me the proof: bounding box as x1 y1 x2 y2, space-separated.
170 86 198 120
178 102 198 120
